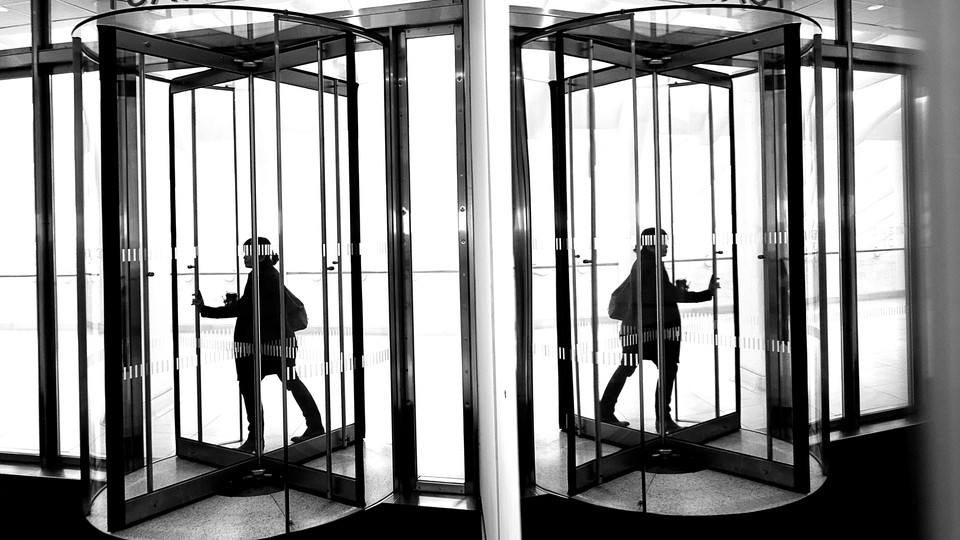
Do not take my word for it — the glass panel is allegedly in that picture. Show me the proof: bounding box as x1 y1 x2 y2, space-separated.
408 34 465 483
801 46 825 468
853 71 909 415
355 43 393 503
79 61 107 503
53 72 82 457
852 0 920 49
523 45 566 495
821 68 843 421
0 0 30 50
0 76 38 454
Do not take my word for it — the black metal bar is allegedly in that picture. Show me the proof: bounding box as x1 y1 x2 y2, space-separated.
333 78 347 453
98 25 127 532
137 52 155 494
836 0 861 431
272 17 292 531
32 0 60 470
567 79 583 433
169 86 183 448
510 31 537 491
190 90 203 444
385 27 417 494
708 86 721 419
628 16 648 510
586 38 603 484
231 88 243 443
784 23 811 493
346 33 366 506
813 33 831 475
317 41 335 499
729 80 742 423
73 35 94 513
454 23 479 495
550 34 576 495
247 72 265 467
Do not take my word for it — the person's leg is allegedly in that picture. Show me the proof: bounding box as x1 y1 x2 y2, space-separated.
599 364 637 420
237 365 264 451
654 339 681 432
288 373 325 441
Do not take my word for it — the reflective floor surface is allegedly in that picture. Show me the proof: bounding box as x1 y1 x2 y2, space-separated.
535 430 826 515
87 440 394 539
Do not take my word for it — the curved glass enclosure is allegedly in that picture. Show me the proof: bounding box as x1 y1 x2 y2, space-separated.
513 6 829 509
73 6 392 533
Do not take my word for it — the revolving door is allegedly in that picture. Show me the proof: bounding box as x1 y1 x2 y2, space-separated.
74 7 392 532
514 6 829 505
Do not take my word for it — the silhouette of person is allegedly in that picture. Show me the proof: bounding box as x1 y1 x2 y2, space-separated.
193 237 324 452
599 227 718 434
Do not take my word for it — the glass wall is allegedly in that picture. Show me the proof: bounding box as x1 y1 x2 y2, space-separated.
53 72 81 456
407 34 466 483
853 69 909 415
0 76 38 454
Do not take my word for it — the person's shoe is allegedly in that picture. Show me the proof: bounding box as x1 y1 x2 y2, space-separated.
654 418 682 434
291 426 325 444
237 437 264 453
599 413 629 428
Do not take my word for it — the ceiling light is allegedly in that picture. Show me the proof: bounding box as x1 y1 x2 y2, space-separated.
0 6 9 13
867 4 884 10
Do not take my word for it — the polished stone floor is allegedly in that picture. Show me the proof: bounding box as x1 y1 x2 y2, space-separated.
535 428 826 516
87 440 394 539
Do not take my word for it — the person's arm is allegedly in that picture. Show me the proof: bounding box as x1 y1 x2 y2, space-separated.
194 281 250 319
677 275 718 303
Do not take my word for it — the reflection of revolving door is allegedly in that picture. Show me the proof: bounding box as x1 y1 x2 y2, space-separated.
515 6 829 503
75 7 388 531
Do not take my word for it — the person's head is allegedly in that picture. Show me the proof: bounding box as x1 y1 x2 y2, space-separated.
640 227 669 257
242 237 279 268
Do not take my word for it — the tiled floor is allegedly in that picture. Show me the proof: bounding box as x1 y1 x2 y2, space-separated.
87 440 395 539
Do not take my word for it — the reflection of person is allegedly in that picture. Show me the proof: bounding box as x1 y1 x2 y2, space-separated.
193 237 324 452
600 228 718 434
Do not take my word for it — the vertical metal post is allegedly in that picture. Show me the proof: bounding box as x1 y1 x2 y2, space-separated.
190 90 203 443
728 86 742 419
232 88 243 441
566 79 582 431
549 33 576 494
137 53 155 493
32 0 60 470
708 87 720 418
629 17 648 510
169 90 182 445
454 24 479 493
98 25 126 531
247 73 265 466
586 39 603 481
757 51 775 461
318 44 334 497
784 23 811 492
346 33 366 505
272 17 291 528
73 35 93 512
334 79 347 451
651 68 668 442
813 33 831 473
836 0 861 431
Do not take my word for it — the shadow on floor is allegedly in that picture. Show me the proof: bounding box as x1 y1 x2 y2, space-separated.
523 424 923 539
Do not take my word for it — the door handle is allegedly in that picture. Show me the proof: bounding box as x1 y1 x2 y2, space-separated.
757 255 765 260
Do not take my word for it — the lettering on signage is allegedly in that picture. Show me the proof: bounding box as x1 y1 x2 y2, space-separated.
110 0 191 9
718 0 771 6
